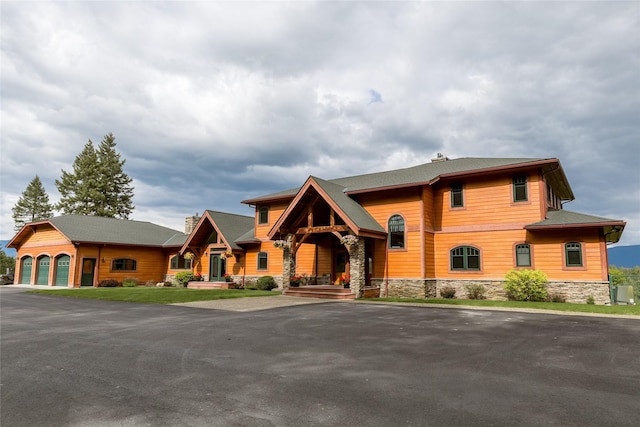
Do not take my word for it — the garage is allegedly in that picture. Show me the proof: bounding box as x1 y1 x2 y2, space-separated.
36 256 50 286
54 255 70 286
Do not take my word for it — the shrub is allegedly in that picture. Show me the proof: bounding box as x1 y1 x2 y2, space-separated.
546 292 566 303
586 295 595 305
174 271 195 287
440 286 456 299
122 277 137 287
97 279 120 287
504 269 548 302
256 275 277 291
465 284 486 300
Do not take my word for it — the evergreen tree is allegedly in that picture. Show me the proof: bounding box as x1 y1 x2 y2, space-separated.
55 134 135 218
12 175 54 231
56 140 102 215
96 133 134 218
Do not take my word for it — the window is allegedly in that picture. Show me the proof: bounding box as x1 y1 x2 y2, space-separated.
257 251 268 270
565 242 583 267
515 244 531 267
388 215 405 249
112 258 137 271
170 254 192 270
513 176 528 202
450 183 464 208
258 206 269 224
450 246 480 270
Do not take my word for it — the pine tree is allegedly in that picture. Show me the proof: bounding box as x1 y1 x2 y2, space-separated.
95 133 134 219
56 140 102 215
12 175 55 231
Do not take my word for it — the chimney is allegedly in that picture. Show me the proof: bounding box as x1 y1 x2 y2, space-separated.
184 213 200 234
431 153 449 162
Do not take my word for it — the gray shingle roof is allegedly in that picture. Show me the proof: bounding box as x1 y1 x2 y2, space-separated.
49 215 188 247
526 209 624 227
244 157 550 203
205 210 255 250
310 177 386 234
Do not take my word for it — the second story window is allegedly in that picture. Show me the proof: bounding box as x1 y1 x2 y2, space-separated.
513 176 528 202
258 206 269 224
388 215 405 249
451 183 464 208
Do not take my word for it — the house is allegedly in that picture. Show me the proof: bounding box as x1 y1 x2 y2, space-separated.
7 215 189 286
8 156 626 304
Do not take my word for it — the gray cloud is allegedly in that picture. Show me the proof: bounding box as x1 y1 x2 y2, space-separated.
1 1 638 245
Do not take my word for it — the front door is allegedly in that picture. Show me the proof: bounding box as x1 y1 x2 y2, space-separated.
81 258 96 286
20 257 33 284
334 249 349 284
37 256 50 285
55 255 70 286
209 254 226 281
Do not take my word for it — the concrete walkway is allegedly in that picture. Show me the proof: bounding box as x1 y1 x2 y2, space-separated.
172 295 339 312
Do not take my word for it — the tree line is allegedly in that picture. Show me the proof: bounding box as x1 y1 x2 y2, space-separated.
11 133 135 231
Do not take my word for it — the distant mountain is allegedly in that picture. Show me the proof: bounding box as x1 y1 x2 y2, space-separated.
609 245 640 268
0 240 16 258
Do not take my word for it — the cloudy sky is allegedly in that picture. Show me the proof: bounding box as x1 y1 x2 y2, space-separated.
1 1 638 246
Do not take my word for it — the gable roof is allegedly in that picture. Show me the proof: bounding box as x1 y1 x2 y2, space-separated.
242 157 573 204
526 209 626 243
7 215 187 248
181 210 255 252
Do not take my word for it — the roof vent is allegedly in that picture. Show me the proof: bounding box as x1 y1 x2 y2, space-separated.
431 153 449 162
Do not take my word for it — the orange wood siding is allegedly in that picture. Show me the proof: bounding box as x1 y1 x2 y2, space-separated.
255 202 289 240
244 243 284 276
92 246 167 284
358 189 423 278
433 173 545 230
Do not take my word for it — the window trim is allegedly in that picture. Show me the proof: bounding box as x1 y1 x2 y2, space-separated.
112 258 137 271
387 214 406 250
564 242 584 268
170 254 193 270
513 176 528 203
450 246 481 271
515 243 532 267
450 183 464 208
258 206 269 225
257 251 268 271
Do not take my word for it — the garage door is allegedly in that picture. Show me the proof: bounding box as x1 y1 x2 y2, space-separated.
37 256 50 285
20 257 32 284
55 255 70 286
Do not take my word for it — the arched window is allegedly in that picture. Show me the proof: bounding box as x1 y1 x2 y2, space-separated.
388 215 405 249
450 246 480 270
565 242 583 267
112 258 137 271
257 252 268 270
170 254 192 270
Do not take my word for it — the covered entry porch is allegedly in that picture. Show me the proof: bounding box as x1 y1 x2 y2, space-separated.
268 176 387 299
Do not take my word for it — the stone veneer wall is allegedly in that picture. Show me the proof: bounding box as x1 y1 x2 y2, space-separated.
374 278 612 304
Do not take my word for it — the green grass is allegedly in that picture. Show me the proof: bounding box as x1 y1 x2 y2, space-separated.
371 297 640 316
26 287 279 304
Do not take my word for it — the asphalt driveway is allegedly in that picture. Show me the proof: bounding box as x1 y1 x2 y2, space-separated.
1 287 639 426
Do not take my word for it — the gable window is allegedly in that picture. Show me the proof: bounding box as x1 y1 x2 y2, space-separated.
515 244 531 267
513 176 528 202
451 246 480 270
170 254 192 270
257 251 268 270
565 242 583 267
388 215 405 249
258 207 269 224
112 258 137 271
451 183 464 208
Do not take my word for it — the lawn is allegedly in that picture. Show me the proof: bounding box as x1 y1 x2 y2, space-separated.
26 287 279 304
372 297 640 316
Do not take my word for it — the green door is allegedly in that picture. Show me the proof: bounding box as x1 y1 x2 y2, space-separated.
55 255 70 286
80 258 96 286
20 257 32 284
37 256 50 285
209 254 226 281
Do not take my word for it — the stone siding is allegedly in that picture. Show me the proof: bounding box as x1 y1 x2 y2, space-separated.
376 277 612 304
